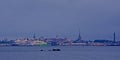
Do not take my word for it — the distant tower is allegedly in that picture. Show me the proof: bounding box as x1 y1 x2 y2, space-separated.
33 33 36 40
77 31 82 42
56 35 59 39
74 30 82 43
113 32 116 43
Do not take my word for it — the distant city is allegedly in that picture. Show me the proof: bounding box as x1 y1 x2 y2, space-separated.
0 32 120 46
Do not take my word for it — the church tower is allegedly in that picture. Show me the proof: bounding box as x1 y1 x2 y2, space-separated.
74 30 82 43
113 32 116 43
33 33 36 40
77 32 82 41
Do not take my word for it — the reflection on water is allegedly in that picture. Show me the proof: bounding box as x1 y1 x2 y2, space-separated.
0 46 120 60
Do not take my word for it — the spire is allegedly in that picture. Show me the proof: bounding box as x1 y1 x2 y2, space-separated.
73 29 83 43
74 29 82 43
78 31 82 41
113 32 116 43
33 33 36 40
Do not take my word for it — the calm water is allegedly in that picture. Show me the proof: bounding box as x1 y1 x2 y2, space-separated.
0 46 120 60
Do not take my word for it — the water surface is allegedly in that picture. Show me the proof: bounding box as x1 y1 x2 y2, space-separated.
0 46 119 60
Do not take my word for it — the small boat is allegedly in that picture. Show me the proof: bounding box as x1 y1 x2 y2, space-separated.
52 48 61 51
40 49 44 51
40 48 61 51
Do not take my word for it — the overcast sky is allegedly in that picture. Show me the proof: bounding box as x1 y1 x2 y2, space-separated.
0 0 120 40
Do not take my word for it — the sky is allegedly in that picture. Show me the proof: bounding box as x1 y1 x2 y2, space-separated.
0 0 120 40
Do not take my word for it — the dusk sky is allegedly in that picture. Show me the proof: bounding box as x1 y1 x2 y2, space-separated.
0 0 120 40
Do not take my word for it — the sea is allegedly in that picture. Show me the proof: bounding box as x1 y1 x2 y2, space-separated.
0 46 120 60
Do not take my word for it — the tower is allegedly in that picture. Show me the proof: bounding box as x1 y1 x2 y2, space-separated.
113 32 116 43
77 32 82 41
74 30 82 43
33 33 36 40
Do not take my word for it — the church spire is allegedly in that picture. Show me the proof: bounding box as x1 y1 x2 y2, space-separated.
77 30 82 41
74 29 82 43
33 33 36 40
113 32 116 43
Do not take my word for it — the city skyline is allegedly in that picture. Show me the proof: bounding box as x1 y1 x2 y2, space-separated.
0 0 120 40
0 32 118 41
0 31 119 46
